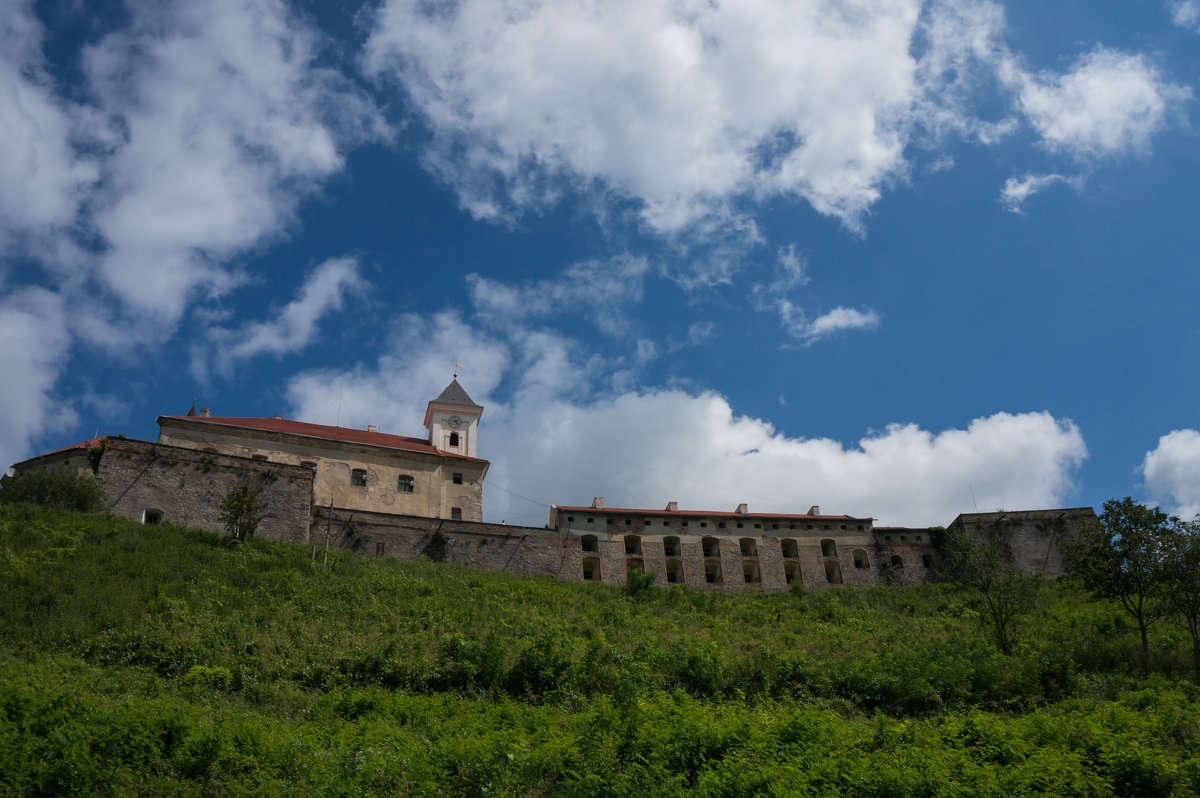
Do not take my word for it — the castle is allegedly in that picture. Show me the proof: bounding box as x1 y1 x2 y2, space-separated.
4 379 1094 591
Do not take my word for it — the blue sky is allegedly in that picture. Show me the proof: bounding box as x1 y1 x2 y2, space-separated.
5 0 1200 526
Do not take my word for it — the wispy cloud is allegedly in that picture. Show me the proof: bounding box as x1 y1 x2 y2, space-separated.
999 172 1079 213
192 257 364 380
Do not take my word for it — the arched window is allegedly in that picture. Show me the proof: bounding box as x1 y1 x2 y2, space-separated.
449 432 460 447
663 536 680 557
784 561 801 585
742 560 761 584
922 554 934 569
781 539 799 558
582 557 601 582
397 475 415 493
702 536 720 558
853 549 869 569
820 539 838 558
581 534 598 553
890 555 904 568
739 538 758 557
624 535 642 555
824 560 843 584
351 469 367 487
665 559 684 583
705 560 723 584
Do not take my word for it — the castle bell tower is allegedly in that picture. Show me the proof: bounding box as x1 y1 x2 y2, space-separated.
423 378 483 458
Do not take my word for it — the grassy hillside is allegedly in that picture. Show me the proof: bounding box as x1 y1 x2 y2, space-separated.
0 504 1197 796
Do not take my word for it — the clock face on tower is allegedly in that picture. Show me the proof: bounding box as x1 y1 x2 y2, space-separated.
447 414 463 428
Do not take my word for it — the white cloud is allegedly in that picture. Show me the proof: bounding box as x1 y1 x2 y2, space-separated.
284 308 1086 527
194 257 364 380
1013 48 1188 158
0 0 98 249
1168 1 1200 31
468 254 651 337
365 0 952 236
1141 429 1200 518
83 0 387 330
999 172 1078 213
749 247 879 345
0 288 76 468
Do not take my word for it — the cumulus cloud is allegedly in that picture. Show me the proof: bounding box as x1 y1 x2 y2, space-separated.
1012 48 1189 159
0 288 76 469
0 0 98 249
193 257 364 380
284 308 1086 527
999 172 1079 213
84 0 387 329
1168 1 1200 31
365 0 949 236
1142 429 1200 518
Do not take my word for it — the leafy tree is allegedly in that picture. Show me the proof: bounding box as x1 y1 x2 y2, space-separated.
218 477 269 541
0 467 105 513
1163 517 1200 677
938 524 1034 654
1063 497 1172 672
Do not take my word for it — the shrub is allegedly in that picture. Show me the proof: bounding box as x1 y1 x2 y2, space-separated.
0 467 105 513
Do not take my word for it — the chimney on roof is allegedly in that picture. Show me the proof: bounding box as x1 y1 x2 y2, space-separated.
199 408 211 418
665 501 678 512
591 497 604 509
735 503 748 514
367 425 376 433
808 505 820 516
274 415 283 420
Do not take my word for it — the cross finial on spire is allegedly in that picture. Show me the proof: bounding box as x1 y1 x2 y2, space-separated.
454 361 464 379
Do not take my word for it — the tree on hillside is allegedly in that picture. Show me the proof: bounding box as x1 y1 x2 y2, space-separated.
219 477 270 541
1063 497 1172 672
1163 517 1200 677
0 468 105 513
939 524 1034 654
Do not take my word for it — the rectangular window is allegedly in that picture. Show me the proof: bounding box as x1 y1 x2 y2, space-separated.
451 507 463 520
351 469 367 487
375 542 386 556
452 472 463 484
398 475 415 493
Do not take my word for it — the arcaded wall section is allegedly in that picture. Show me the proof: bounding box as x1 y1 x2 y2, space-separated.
97 439 314 544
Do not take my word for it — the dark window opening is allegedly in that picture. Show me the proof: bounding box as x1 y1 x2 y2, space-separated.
890 555 904 568
739 538 757 558
625 536 642 555
666 559 683 584
581 535 598 552
375 541 386 556
398 475 415 493
853 549 869 569
663 536 681 557
582 557 601 582
785 561 801 585
567 516 575 522
700 522 708 528
627 558 645 575
351 469 367 487
922 554 934 568
705 560 723 584
449 432 459 447
452 472 463 484
702 537 720 558
142 509 163 525
820 539 837 558
451 507 463 520
743 561 761 584
824 560 843 585
781 539 799 558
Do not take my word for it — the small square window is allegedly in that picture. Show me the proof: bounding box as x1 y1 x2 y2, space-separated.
398 475 414 493
567 516 575 522
375 542 386 556
754 523 761 529
718 522 726 528
700 522 707 528
451 507 462 520
452 472 463 484
351 469 367 487
587 518 593 523
736 522 743 528
644 520 651 526
625 520 631 525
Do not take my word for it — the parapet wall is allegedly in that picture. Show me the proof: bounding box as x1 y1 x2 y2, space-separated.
310 506 580 582
946 508 1096 577
97 438 314 544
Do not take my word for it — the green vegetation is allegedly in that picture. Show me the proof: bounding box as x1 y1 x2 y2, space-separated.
218 477 269 541
1 504 1198 795
0 466 105 513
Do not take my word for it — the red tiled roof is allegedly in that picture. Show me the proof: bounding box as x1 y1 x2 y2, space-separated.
158 416 486 462
552 505 868 521
38 436 110 458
